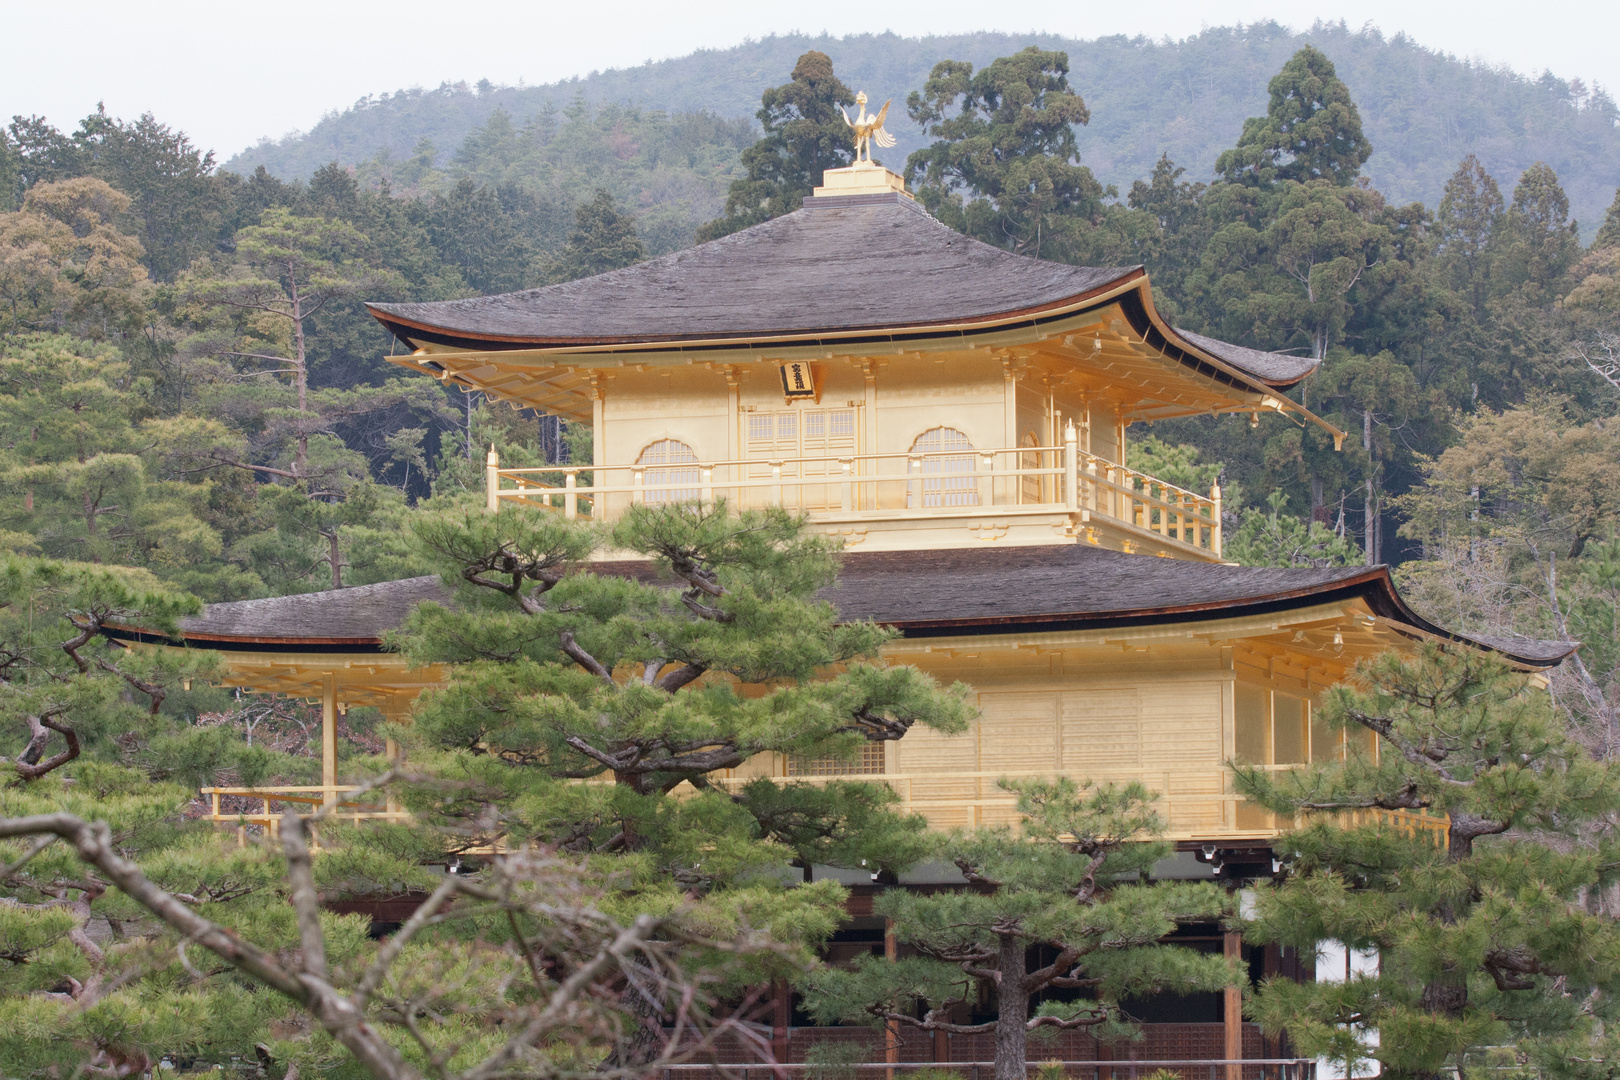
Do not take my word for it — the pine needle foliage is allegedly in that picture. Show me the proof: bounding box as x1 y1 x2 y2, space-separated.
801 778 1233 1080
1236 644 1620 1080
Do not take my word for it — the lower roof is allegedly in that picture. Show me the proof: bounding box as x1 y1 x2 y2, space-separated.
110 545 1575 670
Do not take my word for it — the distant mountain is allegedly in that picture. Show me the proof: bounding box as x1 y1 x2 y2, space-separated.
227 22 1620 238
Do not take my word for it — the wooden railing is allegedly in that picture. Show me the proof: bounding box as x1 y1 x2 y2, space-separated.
202 775 1445 848
486 427 1222 558
708 769 1449 845
200 785 407 837
654 1060 1317 1080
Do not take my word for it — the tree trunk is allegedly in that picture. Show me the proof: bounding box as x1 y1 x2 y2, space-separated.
325 528 342 589
993 935 1029 1080
601 978 667 1073
1363 409 1376 566
290 274 309 476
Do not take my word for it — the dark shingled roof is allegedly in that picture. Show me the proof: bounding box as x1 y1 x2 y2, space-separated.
370 196 1127 345
367 192 1316 390
174 576 449 647
1174 328 1319 387
143 547 1574 669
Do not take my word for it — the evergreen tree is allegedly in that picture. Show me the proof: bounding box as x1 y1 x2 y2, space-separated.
0 178 149 339
1237 645 1620 1080
696 51 855 242
72 106 224 282
0 336 234 585
419 178 554 293
1216 46 1373 187
1495 162 1581 302
395 499 972 1060
801 778 1232 1080
1595 188 1620 251
0 759 819 1077
905 47 1104 259
549 189 646 282
1436 155 1504 321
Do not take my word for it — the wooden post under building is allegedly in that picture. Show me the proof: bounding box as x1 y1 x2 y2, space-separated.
1224 929 1244 1080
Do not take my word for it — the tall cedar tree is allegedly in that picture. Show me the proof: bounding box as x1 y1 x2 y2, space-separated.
697 51 855 242
396 499 973 1059
802 778 1233 1080
1216 46 1373 187
550 189 647 282
1236 645 1620 1080
905 47 1104 259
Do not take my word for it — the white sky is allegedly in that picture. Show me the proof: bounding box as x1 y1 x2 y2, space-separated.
3 0 1617 160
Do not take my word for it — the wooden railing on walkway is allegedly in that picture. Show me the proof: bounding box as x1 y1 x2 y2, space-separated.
200 785 406 836
486 426 1222 558
653 1060 1316 1080
201 775 1446 848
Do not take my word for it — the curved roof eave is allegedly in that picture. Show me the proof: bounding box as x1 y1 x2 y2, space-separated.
374 274 1342 443
104 558 1575 672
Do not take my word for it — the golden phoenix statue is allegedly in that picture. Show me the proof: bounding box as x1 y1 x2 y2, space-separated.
842 91 896 165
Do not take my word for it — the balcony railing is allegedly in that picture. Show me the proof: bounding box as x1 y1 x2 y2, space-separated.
202 775 1446 848
486 429 1223 558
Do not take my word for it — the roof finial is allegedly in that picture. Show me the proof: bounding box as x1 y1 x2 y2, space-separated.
840 90 895 167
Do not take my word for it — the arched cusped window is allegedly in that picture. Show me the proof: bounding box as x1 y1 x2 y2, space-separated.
636 439 700 503
910 426 979 508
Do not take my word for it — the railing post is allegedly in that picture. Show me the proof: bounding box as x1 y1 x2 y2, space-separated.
979 452 993 507
840 459 853 512
1211 483 1223 557
485 446 500 512
771 461 783 506
633 468 644 504
1064 423 1079 511
564 472 577 519
321 674 340 811
701 466 714 507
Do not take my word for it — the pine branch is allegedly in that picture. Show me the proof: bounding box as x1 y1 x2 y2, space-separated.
0 813 422 1077
15 708 78 781
559 631 613 683
281 814 328 979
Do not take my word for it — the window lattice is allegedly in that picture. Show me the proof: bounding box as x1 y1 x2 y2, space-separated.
785 741 885 777
636 439 701 503
911 426 979 508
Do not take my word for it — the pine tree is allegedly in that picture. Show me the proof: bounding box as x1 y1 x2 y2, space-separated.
0 542 858 1076
1216 46 1373 187
0 335 231 582
801 778 1233 1080
549 189 646 282
394 498 973 1060
905 47 1104 259
696 51 855 242
1236 645 1620 1080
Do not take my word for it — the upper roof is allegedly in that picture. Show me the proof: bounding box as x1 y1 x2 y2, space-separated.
125 546 1575 669
367 192 1319 392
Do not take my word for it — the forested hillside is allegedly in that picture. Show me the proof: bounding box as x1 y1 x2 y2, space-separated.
229 22 1620 238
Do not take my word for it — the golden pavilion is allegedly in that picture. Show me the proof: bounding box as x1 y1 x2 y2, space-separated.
117 162 1573 1065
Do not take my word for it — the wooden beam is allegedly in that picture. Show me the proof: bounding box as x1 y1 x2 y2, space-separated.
1225 928 1244 1080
